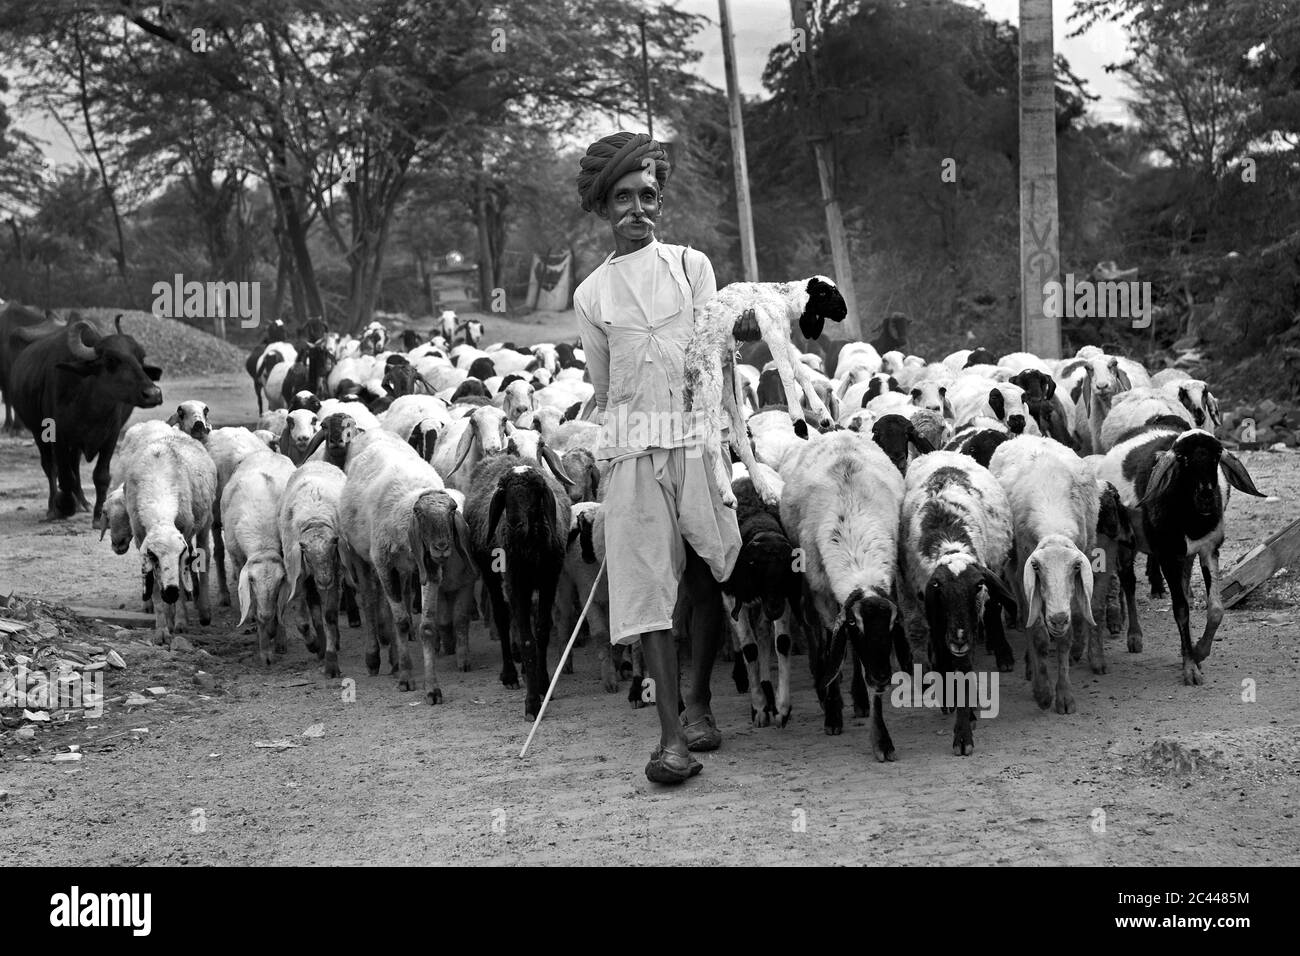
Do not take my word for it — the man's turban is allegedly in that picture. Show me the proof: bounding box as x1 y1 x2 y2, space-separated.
576 132 670 213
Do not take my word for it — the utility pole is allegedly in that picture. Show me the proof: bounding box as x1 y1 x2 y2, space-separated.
718 0 759 281
639 16 653 138
789 0 860 338
1018 0 1062 357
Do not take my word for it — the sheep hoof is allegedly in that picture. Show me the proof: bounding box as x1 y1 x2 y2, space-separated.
1053 691 1076 715
323 655 340 678
524 698 541 720
751 708 771 728
824 707 842 735
1033 685 1053 710
219 594 231 608
397 678 413 691
1091 662 1108 675
260 653 274 667
425 689 443 706
872 738 896 762
1127 633 1143 653
366 650 380 675
561 656 574 675
853 703 868 718
458 659 471 673
500 670 520 689
995 650 1015 673
777 709 792 728
1182 661 1204 686
953 733 974 757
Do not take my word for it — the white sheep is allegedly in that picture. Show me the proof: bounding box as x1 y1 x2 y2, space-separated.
899 451 1017 755
381 393 452 461
338 429 462 703
433 488 479 673
281 409 321 465
780 430 905 760
202 426 272 607
278 461 347 675
431 404 509 494
1161 378 1221 433
123 432 217 642
1056 353 1146 453
988 435 1099 714
554 502 617 692
166 400 211 441
494 377 536 424
945 377 1039 434
683 276 848 507
261 343 298 411
1098 386 1194 451
222 451 296 665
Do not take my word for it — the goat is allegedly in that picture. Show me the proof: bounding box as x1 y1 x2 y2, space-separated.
465 452 572 719
899 451 1018 754
720 464 803 728
988 436 1099 714
683 276 848 507
222 451 296 665
1096 428 1263 684
278 462 348 675
780 430 906 760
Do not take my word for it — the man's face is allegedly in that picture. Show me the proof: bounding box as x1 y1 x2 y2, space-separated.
598 167 661 243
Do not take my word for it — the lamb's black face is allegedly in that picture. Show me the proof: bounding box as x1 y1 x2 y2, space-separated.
798 277 847 340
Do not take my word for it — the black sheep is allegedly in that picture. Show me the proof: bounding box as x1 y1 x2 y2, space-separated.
871 413 935 474
465 453 572 719
721 473 804 727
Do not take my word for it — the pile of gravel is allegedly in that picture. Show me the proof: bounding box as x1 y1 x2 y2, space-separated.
70 308 249 378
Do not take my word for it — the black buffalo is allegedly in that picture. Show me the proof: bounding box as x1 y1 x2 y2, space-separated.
0 302 65 433
10 316 163 520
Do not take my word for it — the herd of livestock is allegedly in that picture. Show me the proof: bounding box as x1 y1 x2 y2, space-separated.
0 294 1267 761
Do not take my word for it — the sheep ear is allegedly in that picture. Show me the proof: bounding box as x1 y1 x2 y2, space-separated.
1207 391 1221 427
237 563 254 627
1114 363 1132 391
906 425 935 455
1080 367 1093 416
588 463 600 501
988 388 1005 420
302 427 328 461
166 408 180 426
283 542 304 606
1220 451 1264 497
1139 451 1178 506
451 510 472 567
924 579 945 639
1075 557 1096 626
1177 385 1196 418
487 482 508 542
1022 560 1043 628
540 442 574 488
447 423 476 477
981 569 1018 618
1044 376 1055 399
799 306 825 341
578 512 597 564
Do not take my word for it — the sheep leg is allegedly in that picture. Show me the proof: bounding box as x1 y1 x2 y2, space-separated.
983 596 1015 672
721 352 772 506
786 340 832 426
1026 622 1053 710
342 583 362 628
510 580 543 719
480 571 518 689
845 619 896 761
1158 552 1202 685
726 598 768 726
194 528 212 626
418 573 444 705
1053 625 1076 715
301 587 324 656
1119 548 1144 653
951 654 976 757
382 585 416 692
774 611 794 727
849 644 869 718
891 613 913 673
730 624 750 694
1195 546 1224 664
1086 568 1109 675
152 573 170 643
1146 555 1165 597
353 568 385 676
213 520 231 608
453 584 476 672
534 567 561 701
813 623 845 736
585 598 618 693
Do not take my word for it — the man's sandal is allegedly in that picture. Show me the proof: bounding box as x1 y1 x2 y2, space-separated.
680 711 722 752
645 745 703 784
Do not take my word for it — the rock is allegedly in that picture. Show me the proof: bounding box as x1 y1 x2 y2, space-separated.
124 692 153 707
0 790 8 802
106 650 126 669
192 670 216 690
15 727 35 740
169 635 194 653
1257 399 1280 417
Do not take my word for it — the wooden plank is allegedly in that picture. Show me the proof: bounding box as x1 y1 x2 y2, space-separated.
1221 516 1300 608
67 606 156 628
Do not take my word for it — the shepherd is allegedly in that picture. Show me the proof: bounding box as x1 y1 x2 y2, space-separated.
575 131 759 784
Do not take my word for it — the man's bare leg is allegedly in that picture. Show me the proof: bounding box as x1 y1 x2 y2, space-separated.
680 546 724 750
641 627 701 782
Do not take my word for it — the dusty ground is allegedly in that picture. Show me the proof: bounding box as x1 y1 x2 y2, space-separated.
1 370 1298 865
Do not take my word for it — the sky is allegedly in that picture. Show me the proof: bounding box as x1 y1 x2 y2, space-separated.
12 1 1136 171
679 0 1134 122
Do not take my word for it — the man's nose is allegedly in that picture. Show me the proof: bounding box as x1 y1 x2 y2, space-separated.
630 195 643 215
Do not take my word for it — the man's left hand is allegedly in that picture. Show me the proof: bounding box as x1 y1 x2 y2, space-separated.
732 308 760 342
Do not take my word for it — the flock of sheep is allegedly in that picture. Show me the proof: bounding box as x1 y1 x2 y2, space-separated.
89 312 1265 762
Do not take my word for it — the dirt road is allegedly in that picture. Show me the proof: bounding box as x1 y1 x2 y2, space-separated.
2 379 1298 865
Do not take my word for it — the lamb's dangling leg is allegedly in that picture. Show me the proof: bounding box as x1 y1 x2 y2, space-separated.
722 347 776 506
786 340 833 427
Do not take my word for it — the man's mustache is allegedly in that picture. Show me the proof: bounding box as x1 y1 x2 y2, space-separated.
617 212 655 231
